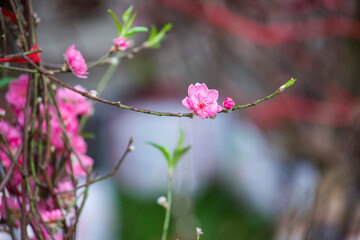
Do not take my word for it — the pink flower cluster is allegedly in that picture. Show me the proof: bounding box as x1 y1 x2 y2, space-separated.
0 74 94 237
182 83 235 119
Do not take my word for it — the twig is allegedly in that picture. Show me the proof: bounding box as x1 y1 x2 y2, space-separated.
232 89 281 110
23 49 296 119
2 190 16 240
0 64 38 73
0 143 23 192
20 71 34 240
88 136 133 184
0 162 15 192
1 48 41 59
9 0 28 50
55 137 133 195
0 134 25 176
0 7 7 57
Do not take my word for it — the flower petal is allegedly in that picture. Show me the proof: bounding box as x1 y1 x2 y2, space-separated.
182 97 192 110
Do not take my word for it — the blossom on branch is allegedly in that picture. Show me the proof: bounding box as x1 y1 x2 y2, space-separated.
114 37 129 51
182 83 223 119
55 180 75 206
41 209 63 229
5 74 29 110
66 153 94 177
223 97 234 110
64 45 89 79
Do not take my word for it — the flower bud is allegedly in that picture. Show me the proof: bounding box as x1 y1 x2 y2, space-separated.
223 97 234 110
88 90 98 97
114 37 129 51
157 196 168 209
128 145 135 152
196 227 203 236
64 45 88 79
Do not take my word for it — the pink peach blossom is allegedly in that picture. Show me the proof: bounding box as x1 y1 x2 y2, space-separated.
5 74 29 110
56 85 92 116
0 197 27 227
44 106 79 153
182 83 223 119
114 37 129 51
0 121 22 148
65 45 88 79
41 209 63 229
223 97 235 109
72 135 87 154
55 180 75 206
66 153 94 177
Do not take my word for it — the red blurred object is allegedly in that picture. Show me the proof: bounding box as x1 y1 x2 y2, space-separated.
1 8 17 24
158 0 360 46
246 93 357 128
0 44 41 63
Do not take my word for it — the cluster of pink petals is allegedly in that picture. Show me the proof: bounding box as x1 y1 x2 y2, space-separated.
114 37 129 51
65 45 88 79
5 74 29 110
0 74 95 237
0 121 23 186
41 209 63 229
56 85 92 116
0 197 23 227
66 153 94 177
55 180 75 206
223 97 235 109
182 83 223 119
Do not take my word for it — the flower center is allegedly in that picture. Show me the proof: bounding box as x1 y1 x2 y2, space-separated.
198 102 207 110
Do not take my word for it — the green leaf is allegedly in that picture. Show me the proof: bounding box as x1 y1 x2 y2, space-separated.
177 127 184 149
283 78 296 89
0 77 14 89
145 23 172 48
147 142 172 168
125 26 148 37
173 146 191 167
78 132 96 139
122 12 137 36
148 25 158 41
108 9 122 36
122 5 133 23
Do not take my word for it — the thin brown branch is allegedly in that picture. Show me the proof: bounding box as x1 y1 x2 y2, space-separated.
0 143 23 192
0 7 7 57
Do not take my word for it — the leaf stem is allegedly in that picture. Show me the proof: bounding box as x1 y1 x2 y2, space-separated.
161 170 173 240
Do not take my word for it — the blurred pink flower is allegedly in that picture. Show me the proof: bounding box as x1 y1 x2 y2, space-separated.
65 45 88 79
41 209 63 229
72 135 87 154
44 105 79 153
182 83 223 119
0 108 5 117
114 37 129 51
223 97 234 109
0 197 27 227
66 153 94 177
55 180 75 206
56 85 92 116
5 74 29 110
0 121 22 148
